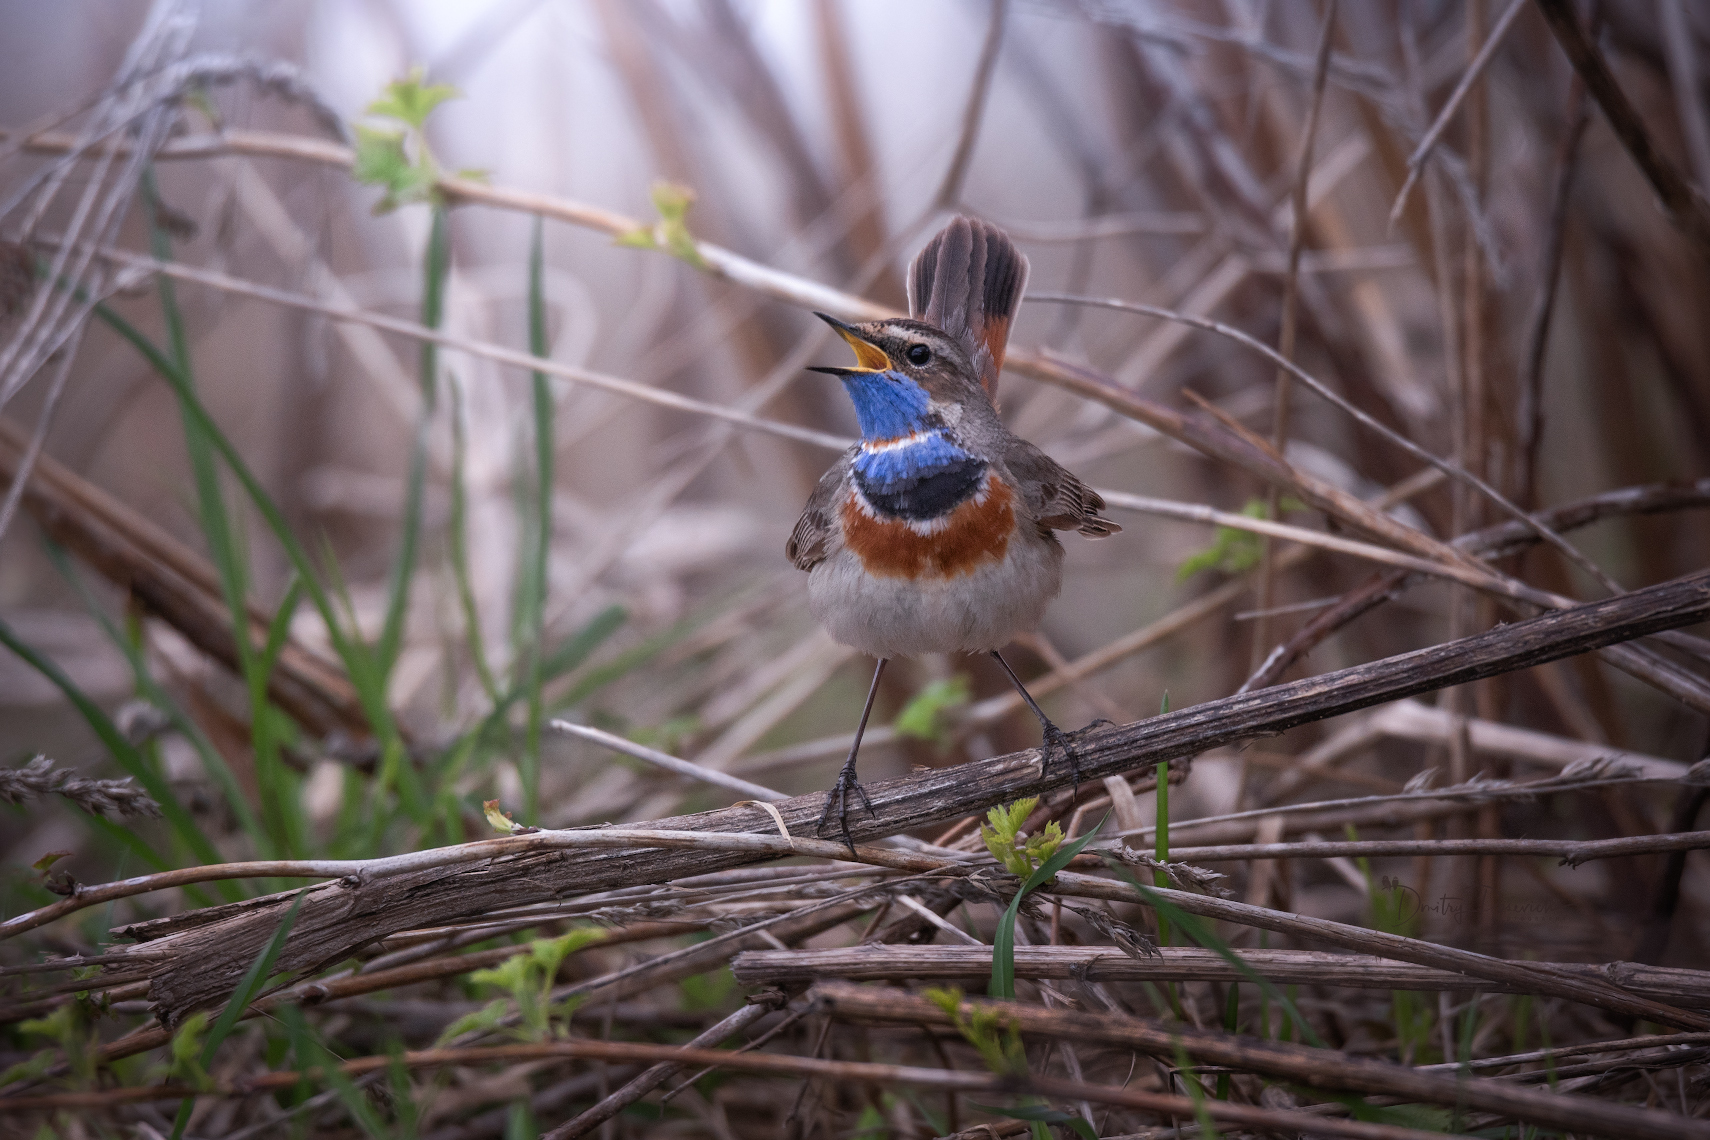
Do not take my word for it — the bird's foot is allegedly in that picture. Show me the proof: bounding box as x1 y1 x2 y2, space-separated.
816 762 875 855
1038 719 1084 799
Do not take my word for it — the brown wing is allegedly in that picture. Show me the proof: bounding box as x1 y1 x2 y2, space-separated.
1001 437 1121 538
907 216 1029 403
786 454 852 571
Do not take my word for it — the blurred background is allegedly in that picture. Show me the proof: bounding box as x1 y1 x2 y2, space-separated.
2 0 1709 962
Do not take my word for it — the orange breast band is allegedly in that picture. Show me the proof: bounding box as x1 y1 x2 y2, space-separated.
840 476 1015 580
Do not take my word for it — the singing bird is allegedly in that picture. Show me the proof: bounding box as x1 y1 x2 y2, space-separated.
787 217 1120 846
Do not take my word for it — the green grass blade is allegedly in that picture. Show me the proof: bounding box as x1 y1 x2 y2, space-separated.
378 204 449 675
143 170 295 857
169 892 305 1139
1217 983 1238 1098
538 604 626 686
989 816 1108 999
86 299 427 832
1172 1041 1221 1138
990 891 1023 1001
0 615 224 872
1452 993 1482 1131
259 574 304 677
518 213 554 825
446 376 498 701
280 1004 389 1138
1105 860 1325 1048
553 605 715 711
45 541 267 859
469 605 626 751
969 1102 1096 1140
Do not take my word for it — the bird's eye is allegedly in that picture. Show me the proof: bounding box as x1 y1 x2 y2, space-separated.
905 344 931 366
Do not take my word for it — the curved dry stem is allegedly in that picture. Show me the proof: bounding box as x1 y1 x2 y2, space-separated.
1025 291 1626 596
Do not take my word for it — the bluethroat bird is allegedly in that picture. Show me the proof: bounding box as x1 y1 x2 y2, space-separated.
787 216 1121 847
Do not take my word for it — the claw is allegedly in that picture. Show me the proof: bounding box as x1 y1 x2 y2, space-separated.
816 761 875 855
1038 720 1082 799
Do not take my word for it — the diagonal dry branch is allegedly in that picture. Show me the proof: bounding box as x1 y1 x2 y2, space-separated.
94 568 1710 1026
1533 0 1710 253
0 415 372 740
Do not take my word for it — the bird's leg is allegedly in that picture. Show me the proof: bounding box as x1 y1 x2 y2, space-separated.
817 657 886 853
990 649 1080 797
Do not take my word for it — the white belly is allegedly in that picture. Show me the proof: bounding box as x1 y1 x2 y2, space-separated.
806 528 1063 659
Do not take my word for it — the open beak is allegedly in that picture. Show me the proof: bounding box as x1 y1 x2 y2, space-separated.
809 311 891 374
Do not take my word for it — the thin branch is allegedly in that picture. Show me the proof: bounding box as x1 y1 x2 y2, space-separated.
1255 0 1339 671
1389 0 1529 224
1112 768 1682 844
733 945 1710 1004
1025 292 1628 597
63 242 852 452
0 826 952 942
1533 0 1710 252
544 997 783 1139
549 720 787 802
989 210 1206 241
1240 477 1710 691
1519 75 1590 506
1660 0 1710 192
1100 489 1541 598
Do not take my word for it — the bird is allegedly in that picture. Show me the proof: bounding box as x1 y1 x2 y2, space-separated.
786 216 1121 848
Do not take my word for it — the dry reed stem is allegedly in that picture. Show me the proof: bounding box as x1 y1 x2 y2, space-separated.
812 982 1710 1140
734 945 1710 1006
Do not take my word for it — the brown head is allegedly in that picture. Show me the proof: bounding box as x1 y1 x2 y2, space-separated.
809 313 992 414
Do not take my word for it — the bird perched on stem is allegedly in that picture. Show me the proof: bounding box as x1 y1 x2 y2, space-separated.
787 216 1120 848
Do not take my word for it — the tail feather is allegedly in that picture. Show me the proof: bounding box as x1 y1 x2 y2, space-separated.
907 216 1029 403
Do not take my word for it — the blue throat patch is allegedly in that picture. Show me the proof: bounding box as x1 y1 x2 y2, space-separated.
839 370 932 442
841 373 987 520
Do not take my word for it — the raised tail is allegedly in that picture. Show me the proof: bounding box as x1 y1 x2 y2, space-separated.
906 216 1029 404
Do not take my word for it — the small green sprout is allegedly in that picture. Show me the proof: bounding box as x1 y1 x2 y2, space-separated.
924 987 1028 1076
1176 496 1306 581
483 798 521 834
616 181 708 268
439 927 605 1043
167 1011 214 1091
980 797 1064 878
353 68 482 213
